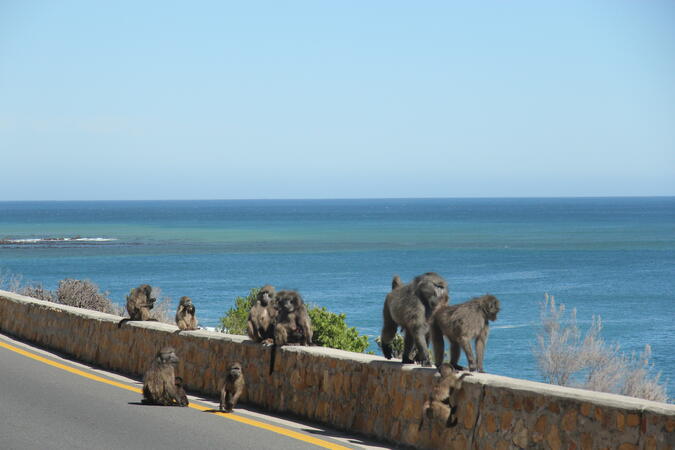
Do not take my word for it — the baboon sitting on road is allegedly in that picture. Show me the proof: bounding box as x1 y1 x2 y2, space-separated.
142 346 186 406
220 362 245 413
175 296 198 331
431 294 500 372
174 376 189 407
381 272 449 366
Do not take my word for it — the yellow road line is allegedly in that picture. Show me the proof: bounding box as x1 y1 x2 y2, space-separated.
0 340 350 450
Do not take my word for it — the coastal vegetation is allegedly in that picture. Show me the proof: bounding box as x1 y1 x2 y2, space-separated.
534 294 668 403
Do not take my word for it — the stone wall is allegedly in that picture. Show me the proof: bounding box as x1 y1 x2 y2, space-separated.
0 290 673 449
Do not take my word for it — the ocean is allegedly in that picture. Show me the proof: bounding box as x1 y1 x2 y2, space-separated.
1 197 673 396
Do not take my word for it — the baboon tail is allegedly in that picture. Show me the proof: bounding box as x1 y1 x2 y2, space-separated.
269 344 277 375
118 318 131 328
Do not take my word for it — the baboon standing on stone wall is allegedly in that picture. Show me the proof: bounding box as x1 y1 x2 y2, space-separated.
381 272 449 366
431 294 500 372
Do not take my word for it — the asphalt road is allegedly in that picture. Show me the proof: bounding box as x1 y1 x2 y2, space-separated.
0 333 390 450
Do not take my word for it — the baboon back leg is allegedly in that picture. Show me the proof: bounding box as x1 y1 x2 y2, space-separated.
230 390 242 410
225 391 232 411
431 324 445 368
475 331 488 372
380 307 397 359
402 331 415 364
412 327 431 366
459 337 477 371
446 404 459 427
450 341 463 370
220 390 226 411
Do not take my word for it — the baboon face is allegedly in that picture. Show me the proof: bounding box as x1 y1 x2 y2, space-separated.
482 295 500 321
175 376 184 388
438 363 454 378
139 284 157 308
157 347 179 366
415 272 449 308
228 362 242 378
258 285 276 307
179 296 192 308
277 291 302 313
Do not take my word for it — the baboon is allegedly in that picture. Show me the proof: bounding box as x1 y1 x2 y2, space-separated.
141 346 185 406
247 285 276 342
269 290 313 374
174 376 189 407
431 294 500 372
391 275 403 290
419 363 471 429
118 284 157 327
381 272 449 366
175 296 198 331
219 362 245 413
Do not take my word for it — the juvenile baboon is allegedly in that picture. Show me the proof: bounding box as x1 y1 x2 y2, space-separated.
118 284 157 328
175 296 198 331
247 285 276 342
142 346 184 406
269 290 313 374
220 362 245 413
431 294 501 372
419 363 471 429
174 376 189 407
381 272 449 366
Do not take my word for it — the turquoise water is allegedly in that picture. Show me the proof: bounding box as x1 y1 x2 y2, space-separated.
1 198 673 395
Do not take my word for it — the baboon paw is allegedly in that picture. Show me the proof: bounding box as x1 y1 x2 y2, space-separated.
447 416 459 428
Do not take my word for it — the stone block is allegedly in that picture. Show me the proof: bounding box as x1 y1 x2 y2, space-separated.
547 424 561 450
562 409 577 432
626 413 640 427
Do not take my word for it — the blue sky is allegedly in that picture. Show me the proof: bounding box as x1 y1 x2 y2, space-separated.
1 1 673 200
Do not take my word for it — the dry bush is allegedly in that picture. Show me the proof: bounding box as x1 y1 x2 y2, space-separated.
534 294 668 403
148 286 173 324
18 284 55 302
56 279 118 314
0 269 23 293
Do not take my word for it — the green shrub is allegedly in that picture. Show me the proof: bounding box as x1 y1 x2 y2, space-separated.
217 288 259 335
374 334 406 359
308 306 370 353
217 288 370 353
